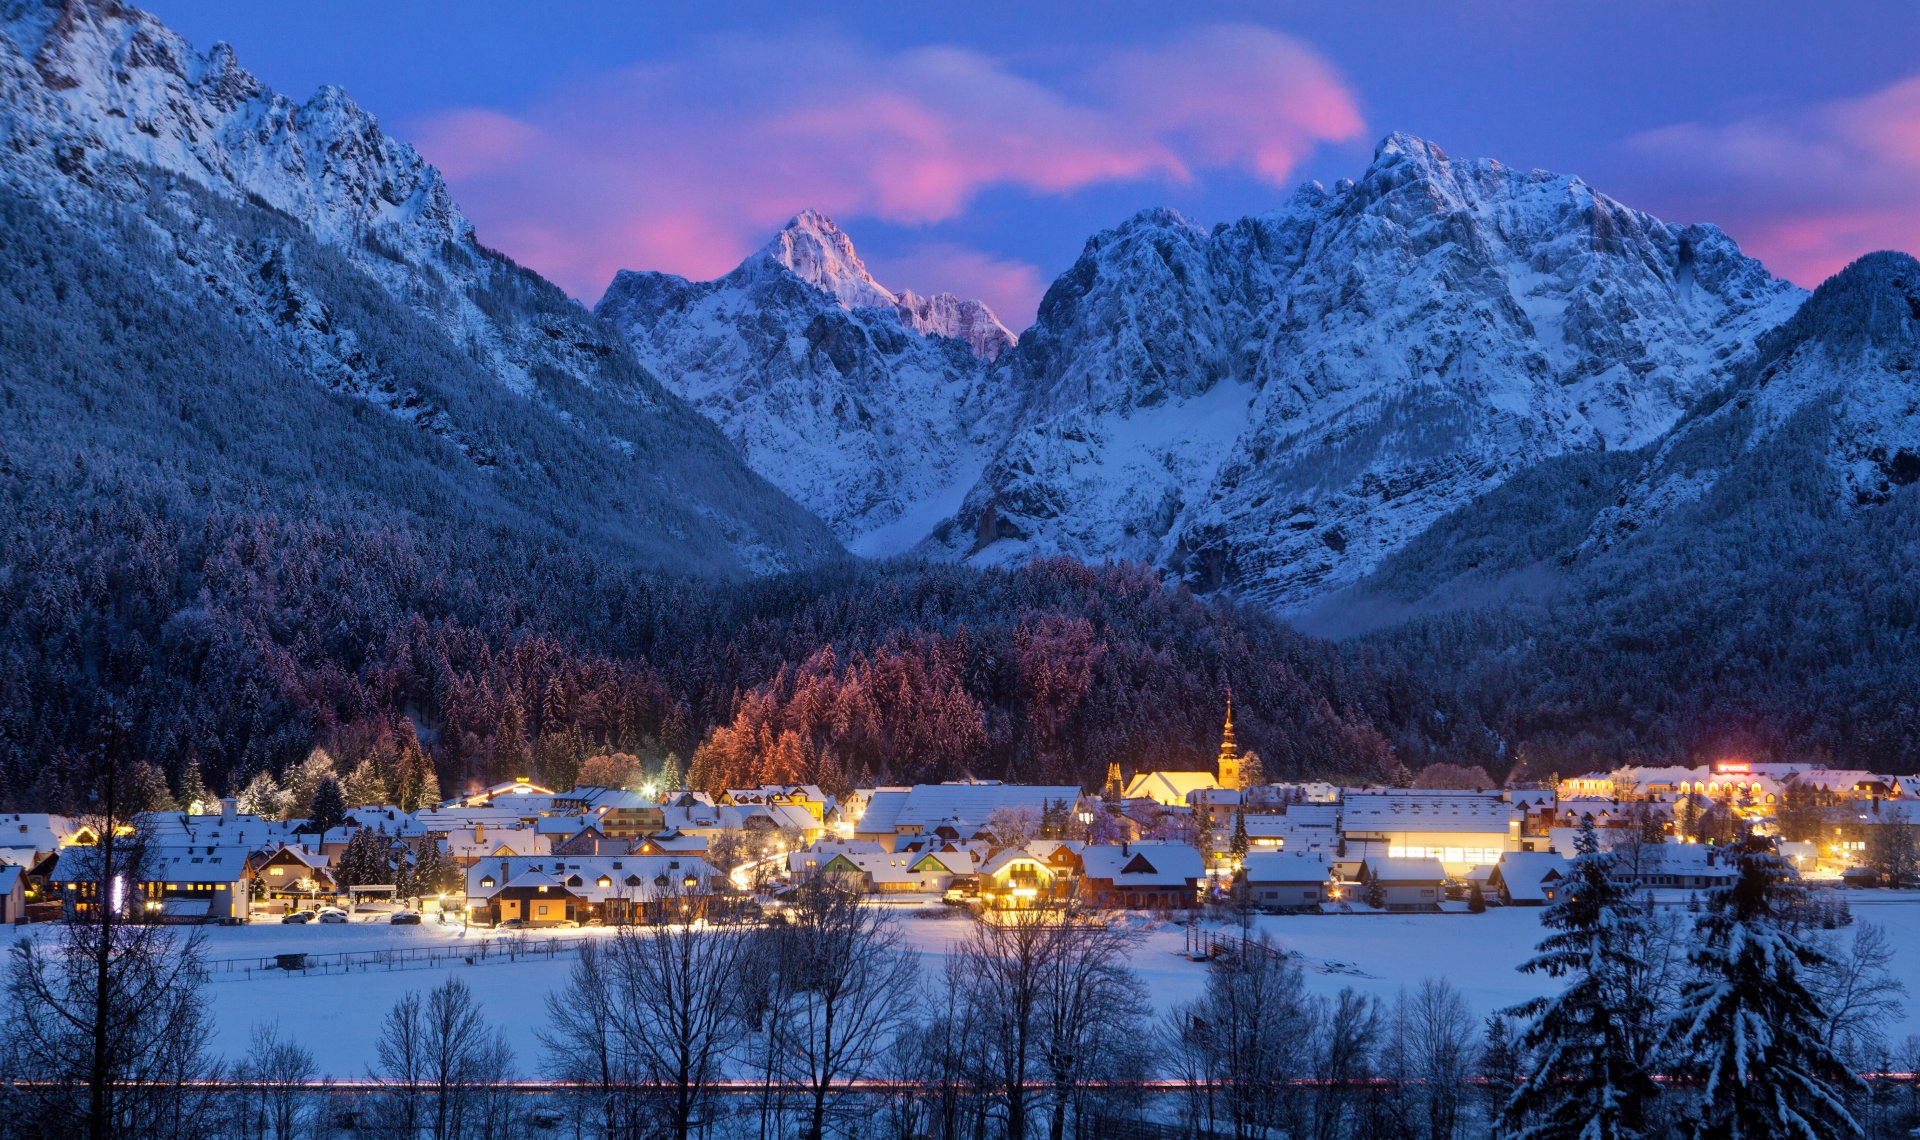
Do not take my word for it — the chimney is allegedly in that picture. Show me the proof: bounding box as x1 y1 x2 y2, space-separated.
475 822 485 845
220 797 237 823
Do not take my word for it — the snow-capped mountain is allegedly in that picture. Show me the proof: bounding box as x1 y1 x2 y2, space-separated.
0 0 838 574
596 210 1015 551
922 134 1803 607
1585 250 1920 549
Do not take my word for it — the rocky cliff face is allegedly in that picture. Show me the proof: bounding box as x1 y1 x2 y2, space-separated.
0 0 840 574
596 210 1015 552
925 134 1803 607
1584 250 1920 550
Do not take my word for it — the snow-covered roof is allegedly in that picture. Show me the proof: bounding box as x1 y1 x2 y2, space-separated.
1341 792 1516 835
0 813 81 852
0 865 24 894
466 855 718 903
136 810 296 849
1493 851 1569 901
1123 771 1219 806
1361 856 1447 883
443 826 549 860
1242 850 1332 884
1078 843 1204 887
886 783 1082 830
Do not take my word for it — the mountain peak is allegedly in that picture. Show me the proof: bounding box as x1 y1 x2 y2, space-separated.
1766 250 1920 356
1372 132 1451 171
747 210 1015 357
758 209 897 310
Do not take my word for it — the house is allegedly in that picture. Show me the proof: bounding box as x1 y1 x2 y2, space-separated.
549 824 625 857
1355 857 1447 911
1241 851 1335 911
853 783 1081 851
721 785 835 825
559 788 667 838
442 823 550 867
976 848 1065 908
1616 843 1737 890
1341 792 1519 875
254 845 336 902
1489 851 1569 905
0 813 83 867
52 843 251 922
1242 804 1339 852
465 854 722 926
0 866 26 924
1076 842 1203 910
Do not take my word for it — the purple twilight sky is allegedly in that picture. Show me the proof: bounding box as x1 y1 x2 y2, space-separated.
145 1 1920 329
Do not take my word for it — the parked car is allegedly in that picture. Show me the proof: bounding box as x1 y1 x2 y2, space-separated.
281 911 315 924
316 908 349 924
497 917 527 930
389 911 422 925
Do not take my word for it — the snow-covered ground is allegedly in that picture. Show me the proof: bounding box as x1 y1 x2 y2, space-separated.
9 898 1917 1078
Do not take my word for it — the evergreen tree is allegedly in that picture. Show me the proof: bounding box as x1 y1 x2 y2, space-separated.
282 748 336 823
237 770 285 819
308 776 347 836
1668 833 1863 1140
1236 749 1266 793
336 828 391 891
1503 819 1659 1140
1467 880 1488 914
1229 807 1249 861
179 757 211 813
132 762 175 813
410 839 450 900
660 752 685 792
418 765 443 810
342 757 389 807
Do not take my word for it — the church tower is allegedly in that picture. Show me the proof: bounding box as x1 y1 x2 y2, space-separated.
1216 693 1241 790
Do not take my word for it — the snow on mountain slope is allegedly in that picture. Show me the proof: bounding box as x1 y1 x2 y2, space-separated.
1584 251 1920 550
0 0 840 574
922 134 1803 608
596 211 1015 550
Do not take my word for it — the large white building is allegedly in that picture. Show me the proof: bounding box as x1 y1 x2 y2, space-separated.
1340 791 1520 875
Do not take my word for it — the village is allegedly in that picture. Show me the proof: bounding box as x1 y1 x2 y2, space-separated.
10 704 1918 934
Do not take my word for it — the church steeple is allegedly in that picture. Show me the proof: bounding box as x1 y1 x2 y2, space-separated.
1216 690 1241 789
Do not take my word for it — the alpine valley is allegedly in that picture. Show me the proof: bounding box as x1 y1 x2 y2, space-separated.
4 0 1920 809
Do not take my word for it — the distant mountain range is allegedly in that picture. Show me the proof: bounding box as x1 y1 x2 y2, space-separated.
7 0 1920 785
0 0 839 577
597 136 1805 609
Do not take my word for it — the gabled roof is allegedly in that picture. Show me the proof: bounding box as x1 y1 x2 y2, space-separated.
1341 792 1516 835
1078 843 1204 887
1492 851 1569 901
1122 772 1219 805
980 848 1054 877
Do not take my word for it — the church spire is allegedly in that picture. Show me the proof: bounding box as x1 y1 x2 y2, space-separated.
1216 689 1241 788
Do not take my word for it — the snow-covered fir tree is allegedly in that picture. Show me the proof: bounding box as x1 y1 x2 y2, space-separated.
1503 818 1659 1140
1668 833 1863 1140
342 758 389 808
236 770 286 819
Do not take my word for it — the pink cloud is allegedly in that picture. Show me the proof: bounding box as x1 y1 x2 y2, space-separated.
863 242 1049 330
1625 74 1920 287
404 26 1362 320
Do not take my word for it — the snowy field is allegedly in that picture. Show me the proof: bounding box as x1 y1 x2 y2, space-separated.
7 897 1920 1078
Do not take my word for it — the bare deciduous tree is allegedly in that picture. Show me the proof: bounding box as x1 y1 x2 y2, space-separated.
758 879 922 1140
374 977 512 1140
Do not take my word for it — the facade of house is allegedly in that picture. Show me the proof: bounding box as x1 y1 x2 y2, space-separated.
1489 851 1569 905
1076 842 1203 910
465 854 721 926
52 843 250 922
1356 857 1447 911
854 783 1081 852
1241 851 1334 910
254 845 336 902
1341 792 1519 875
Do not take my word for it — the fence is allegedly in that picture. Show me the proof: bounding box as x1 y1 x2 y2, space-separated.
202 933 593 982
